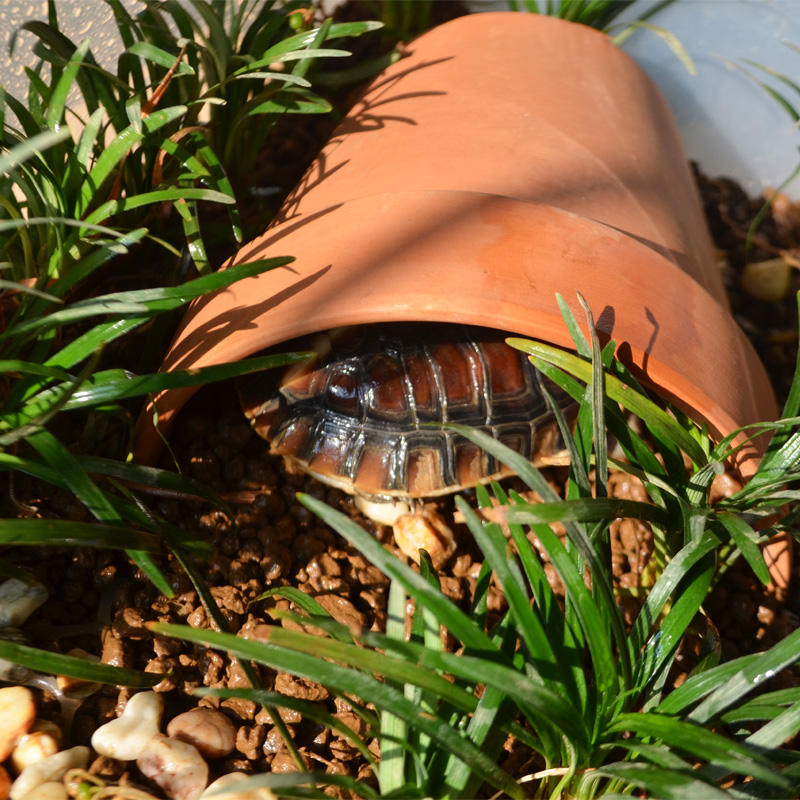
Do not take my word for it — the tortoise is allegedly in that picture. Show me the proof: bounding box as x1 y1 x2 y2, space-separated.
239 322 571 563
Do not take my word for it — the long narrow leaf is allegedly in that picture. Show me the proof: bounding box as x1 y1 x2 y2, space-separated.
0 640 160 687
508 338 708 467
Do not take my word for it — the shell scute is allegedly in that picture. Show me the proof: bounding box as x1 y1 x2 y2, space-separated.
240 323 568 498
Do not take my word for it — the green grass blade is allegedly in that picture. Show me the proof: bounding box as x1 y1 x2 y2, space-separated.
127 41 195 75
0 128 71 176
26 429 118 522
75 106 187 216
608 713 786 788
502 497 669 527
83 187 234 226
715 512 770 586
0 640 160 688
530 516 619 722
0 519 160 551
630 534 721 656
687 626 800 725
246 88 332 116
46 257 291 370
508 338 708 467
0 361 70 381
746 701 800 749
594 761 730 799
45 37 91 129
74 456 231 516
2 301 147 347
259 21 384 62
56 352 310 409
636 551 714 704
74 256 293 307
380 579 410 794
446 424 634 689
456 496 572 696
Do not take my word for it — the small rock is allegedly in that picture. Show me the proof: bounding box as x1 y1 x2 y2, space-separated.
15 782 67 800
0 687 37 761
392 508 456 567
10 721 62 774
137 734 208 800
199 773 277 799
91 691 163 761
0 580 48 628
274 673 329 702
10 747 88 800
111 607 151 640
234 725 266 761
741 257 792 302
100 626 129 670
166 709 236 760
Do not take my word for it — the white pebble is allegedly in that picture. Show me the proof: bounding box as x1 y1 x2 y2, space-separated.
137 734 208 800
10 747 88 800
10 720 62 774
200 774 278 799
91 691 163 761
0 580 47 628
15 782 68 800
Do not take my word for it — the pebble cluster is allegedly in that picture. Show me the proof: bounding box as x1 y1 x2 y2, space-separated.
0 684 278 800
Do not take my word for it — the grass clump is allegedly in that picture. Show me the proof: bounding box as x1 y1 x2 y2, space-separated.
0 0 379 687
154 294 800 799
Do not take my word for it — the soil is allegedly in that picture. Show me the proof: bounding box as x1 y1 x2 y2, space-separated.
3 5 800 797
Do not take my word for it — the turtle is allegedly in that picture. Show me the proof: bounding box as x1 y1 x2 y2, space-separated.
239 322 572 563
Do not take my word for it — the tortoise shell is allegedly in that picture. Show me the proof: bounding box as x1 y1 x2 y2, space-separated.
239 323 569 499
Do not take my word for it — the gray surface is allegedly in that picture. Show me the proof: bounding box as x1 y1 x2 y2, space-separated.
1 1 136 97
616 0 800 200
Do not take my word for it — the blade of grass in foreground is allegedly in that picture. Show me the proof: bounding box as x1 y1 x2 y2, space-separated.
444 424 634 689
593 761 730 799
608 713 785 788
0 640 160 687
508 338 708 468
56 352 312 409
0 519 161 551
456 496 575 701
